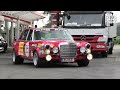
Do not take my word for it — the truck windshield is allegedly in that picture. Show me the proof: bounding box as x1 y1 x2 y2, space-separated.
34 30 74 41
64 14 104 27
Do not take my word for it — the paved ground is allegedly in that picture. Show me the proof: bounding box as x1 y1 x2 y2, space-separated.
0 45 120 79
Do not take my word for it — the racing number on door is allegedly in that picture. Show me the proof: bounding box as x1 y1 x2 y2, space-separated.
25 42 30 57
18 42 24 55
18 42 30 57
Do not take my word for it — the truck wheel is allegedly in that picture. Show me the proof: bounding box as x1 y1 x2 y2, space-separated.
102 51 108 58
33 51 41 67
12 51 24 64
77 59 89 67
108 47 113 54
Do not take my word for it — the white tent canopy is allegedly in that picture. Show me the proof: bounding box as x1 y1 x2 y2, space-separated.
0 11 47 23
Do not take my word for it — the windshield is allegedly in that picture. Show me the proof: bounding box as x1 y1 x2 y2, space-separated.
34 30 74 40
64 14 104 27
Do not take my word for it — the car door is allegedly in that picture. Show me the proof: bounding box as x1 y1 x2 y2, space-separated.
17 29 29 58
25 29 33 60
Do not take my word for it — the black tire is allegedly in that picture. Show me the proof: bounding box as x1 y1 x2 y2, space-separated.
33 51 44 67
108 47 113 54
77 59 89 67
12 51 24 64
2 47 7 53
101 51 108 58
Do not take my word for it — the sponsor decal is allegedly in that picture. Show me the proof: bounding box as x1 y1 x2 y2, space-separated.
96 45 105 48
41 44 45 49
40 50 44 54
25 42 29 57
32 44 37 47
18 42 24 55
31 51 33 57
37 43 42 48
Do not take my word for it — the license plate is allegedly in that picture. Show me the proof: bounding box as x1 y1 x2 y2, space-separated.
61 58 75 62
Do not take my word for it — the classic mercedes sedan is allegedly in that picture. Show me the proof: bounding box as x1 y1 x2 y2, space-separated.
12 28 93 67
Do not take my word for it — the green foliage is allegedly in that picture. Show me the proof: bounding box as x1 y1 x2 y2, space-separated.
114 36 120 44
117 23 120 36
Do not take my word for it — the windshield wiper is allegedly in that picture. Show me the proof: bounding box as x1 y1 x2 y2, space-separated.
79 24 91 26
46 38 59 40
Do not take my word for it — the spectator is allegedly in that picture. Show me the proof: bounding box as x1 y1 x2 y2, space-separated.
35 25 37 28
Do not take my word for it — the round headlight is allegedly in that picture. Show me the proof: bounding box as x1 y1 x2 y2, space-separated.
46 55 52 61
80 47 86 53
87 54 93 60
46 45 50 49
45 49 50 54
86 43 91 48
53 47 58 54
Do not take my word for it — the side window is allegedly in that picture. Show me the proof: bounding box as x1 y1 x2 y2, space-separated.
34 31 47 40
34 31 41 40
27 30 33 41
19 30 29 40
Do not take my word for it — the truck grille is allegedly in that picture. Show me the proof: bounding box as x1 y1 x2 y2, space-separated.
72 35 103 43
60 43 77 59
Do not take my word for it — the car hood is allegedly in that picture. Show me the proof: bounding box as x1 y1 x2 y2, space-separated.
41 40 76 47
75 41 89 47
36 40 88 48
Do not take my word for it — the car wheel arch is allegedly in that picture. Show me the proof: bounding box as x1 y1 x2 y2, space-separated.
33 50 37 55
13 48 18 56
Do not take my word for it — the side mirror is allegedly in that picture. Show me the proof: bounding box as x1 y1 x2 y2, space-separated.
67 15 71 20
63 12 71 20
110 23 114 26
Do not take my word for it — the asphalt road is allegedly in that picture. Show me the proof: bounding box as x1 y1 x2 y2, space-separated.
0 45 120 79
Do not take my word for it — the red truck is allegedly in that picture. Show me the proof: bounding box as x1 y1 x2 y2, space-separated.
12 28 93 67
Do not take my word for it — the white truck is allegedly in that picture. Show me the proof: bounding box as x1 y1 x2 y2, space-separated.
50 11 117 57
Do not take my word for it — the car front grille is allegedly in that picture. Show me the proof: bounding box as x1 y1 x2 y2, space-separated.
60 43 77 59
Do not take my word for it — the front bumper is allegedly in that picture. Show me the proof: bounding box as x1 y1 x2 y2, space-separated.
38 53 88 62
91 42 107 52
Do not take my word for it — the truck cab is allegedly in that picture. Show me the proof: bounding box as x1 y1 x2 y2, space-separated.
50 11 117 57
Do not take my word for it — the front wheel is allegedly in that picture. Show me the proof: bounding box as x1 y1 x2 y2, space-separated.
12 51 24 64
108 47 113 54
77 59 89 67
33 51 45 67
101 51 108 58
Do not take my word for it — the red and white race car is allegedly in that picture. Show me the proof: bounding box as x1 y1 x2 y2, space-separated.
12 28 93 67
